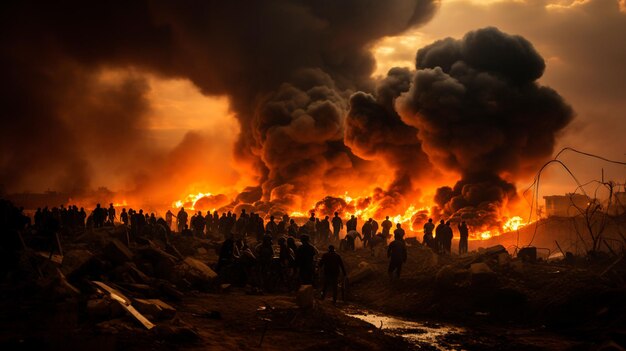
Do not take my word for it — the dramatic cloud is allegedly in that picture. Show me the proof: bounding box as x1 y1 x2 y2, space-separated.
0 0 439 210
397 27 574 227
373 0 626 195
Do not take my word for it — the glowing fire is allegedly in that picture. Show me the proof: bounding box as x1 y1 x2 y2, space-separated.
113 200 128 207
172 190 530 241
172 192 212 210
475 216 528 241
503 216 526 232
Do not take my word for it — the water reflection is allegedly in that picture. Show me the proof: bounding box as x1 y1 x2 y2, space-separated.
344 306 466 350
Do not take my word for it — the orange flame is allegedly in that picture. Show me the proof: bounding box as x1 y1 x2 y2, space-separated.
173 190 531 241
172 192 213 210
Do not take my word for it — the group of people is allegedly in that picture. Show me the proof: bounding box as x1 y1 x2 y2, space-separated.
5 198 476 303
422 219 469 255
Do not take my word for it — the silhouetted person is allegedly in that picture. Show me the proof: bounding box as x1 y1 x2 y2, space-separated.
361 219 373 248
387 232 407 280
331 212 343 241
192 211 205 236
458 221 469 254
120 208 129 226
344 230 362 251
278 237 295 268
393 223 405 241
93 203 105 228
319 216 331 243
287 236 298 254
295 235 317 285
443 221 453 254
319 245 346 303
277 214 289 236
288 219 299 237
177 207 188 233
149 212 157 225
136 209 146 235
256 235 275 286
435 220 446 253
423 218 435 248
303 212 316 239
266 215 278 240
346 215 357 232
78 207 86 228
217 236 236 273
165 210 174 231
381 216 393 241
371 218 379 235
108 203 116 224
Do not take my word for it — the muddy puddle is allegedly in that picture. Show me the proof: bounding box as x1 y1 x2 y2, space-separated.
343 305 467 350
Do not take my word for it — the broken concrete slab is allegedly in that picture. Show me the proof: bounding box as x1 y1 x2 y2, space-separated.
61 249 95 275
103 239 133 265
483 245 507 256
518 247 537 262
470 262 497 286
134 298 177 320
296 285 315 309
136 247 178 279
92 281 155 330
348 264 374 284
182 257 217 283
497 252 511 266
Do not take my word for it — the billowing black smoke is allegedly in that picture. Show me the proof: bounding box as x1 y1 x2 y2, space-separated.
345 67 434 215
397 27 574 228
0 0 439 207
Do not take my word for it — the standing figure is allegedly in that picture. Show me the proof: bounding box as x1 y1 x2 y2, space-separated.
387 232 407 280
423 218 435 249
346 215 357 232
344 230 362 251
318 245 346 304
361 219 373 248
381 216 393 242
108 203 116 224
443 221 453 254
393 223 405 241
331 212 343 242
165 210 174 231
120 208 129 226
434 220 446 253
176 207 188 233
319 216 331 243
295 235 318 285
458 221 469 254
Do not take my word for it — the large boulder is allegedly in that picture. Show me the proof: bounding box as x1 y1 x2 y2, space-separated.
173 257 217 289
61 249 103 281
469 262 498 286
136 247 179 279
103 239 133 265
133 298 176 320
296 285 315 309
436 265 469 288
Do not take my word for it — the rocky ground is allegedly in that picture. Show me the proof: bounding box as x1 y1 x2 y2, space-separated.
341 242 626 350
2 225 626 350
0 226 409 350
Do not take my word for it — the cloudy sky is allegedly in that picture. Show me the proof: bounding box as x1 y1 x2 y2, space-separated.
373 0 626 198
1 0 624 216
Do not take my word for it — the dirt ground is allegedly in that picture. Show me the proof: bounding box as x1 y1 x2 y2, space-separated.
339 243 626 350
3 226 626 351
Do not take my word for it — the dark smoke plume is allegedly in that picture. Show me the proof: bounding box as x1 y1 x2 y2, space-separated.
397 27 574 228
345 67 434 215
0 0 439 208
